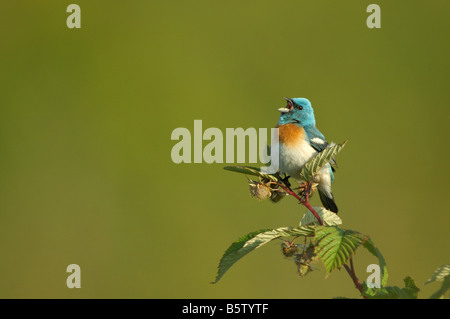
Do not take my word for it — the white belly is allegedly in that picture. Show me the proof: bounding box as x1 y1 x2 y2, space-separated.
279 141 332 195
279 141 317 180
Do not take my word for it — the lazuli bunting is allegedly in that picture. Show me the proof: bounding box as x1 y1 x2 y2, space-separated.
276 97 338 213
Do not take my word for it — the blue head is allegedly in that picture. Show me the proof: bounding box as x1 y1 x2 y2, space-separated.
277 97 315 127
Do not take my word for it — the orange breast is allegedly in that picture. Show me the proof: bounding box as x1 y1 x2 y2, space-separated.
277 124 305 147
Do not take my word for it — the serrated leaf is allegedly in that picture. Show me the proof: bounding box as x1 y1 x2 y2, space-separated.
363 238 388 288
404 276 419 293
212 226 314 284
426 264 450 299
364 276 419 299
223 165 278 181
425 264 450 284
298 141 347 182
314 226 368 273
300 207 342 227
361 282 377 297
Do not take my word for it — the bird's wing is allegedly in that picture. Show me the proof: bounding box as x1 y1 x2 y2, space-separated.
305 126 328 152
305 126 338 170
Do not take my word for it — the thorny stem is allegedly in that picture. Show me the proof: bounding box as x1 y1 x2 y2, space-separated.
301 192 324 226
277 175 365 298
276 176 323 226
343 258 368 299
277 183 301 200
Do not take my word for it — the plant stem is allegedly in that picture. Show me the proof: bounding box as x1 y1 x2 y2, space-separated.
277 183 301 200
343 257 367 299
275 176 364 298
277 178 324 226
301 198 324 226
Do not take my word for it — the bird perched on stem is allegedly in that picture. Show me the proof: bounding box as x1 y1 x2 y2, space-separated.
276 97 338 213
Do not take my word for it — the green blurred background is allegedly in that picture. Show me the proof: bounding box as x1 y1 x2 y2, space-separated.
0 1 449 298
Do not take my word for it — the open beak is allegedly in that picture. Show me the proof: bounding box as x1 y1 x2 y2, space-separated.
278 97 292 113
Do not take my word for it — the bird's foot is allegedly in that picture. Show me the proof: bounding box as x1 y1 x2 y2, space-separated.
281 175 291 188
297 181 319 202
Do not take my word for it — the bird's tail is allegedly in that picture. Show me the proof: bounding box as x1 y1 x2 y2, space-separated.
318 189 338 214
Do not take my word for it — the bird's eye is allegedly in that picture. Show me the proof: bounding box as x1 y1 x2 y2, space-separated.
295 103 303 110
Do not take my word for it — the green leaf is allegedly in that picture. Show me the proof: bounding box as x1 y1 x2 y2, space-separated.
429 276 450 299
363 238 388 287
212 226 314 284
300 207 342 227
426 264 450 299
404 276 420 298
425 264 450 284
364 276 419 299
314 226 368 273
298 141 347 182
223 165 278 181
